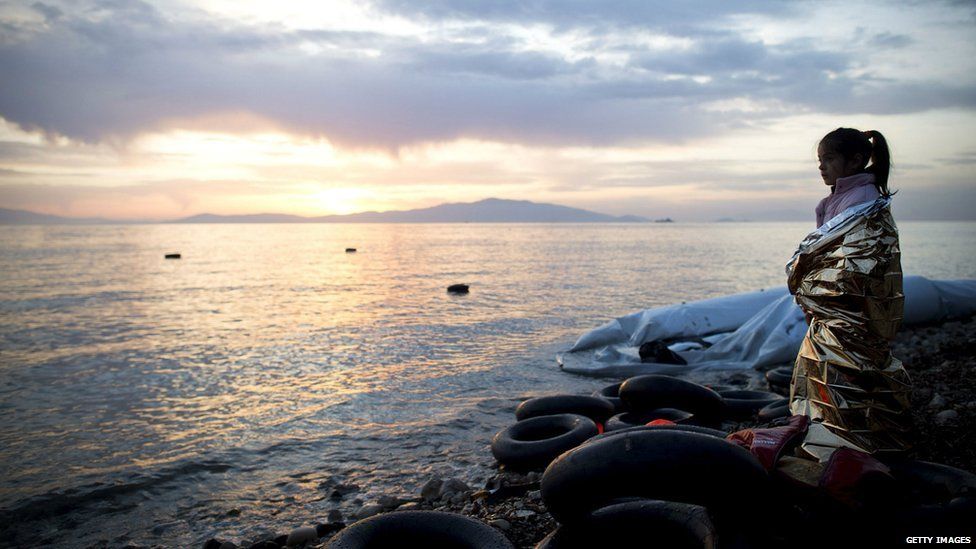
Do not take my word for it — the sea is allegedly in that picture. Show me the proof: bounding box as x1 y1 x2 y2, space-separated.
1 221 974 547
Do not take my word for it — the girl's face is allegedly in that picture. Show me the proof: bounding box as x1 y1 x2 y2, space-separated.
817 143 863 187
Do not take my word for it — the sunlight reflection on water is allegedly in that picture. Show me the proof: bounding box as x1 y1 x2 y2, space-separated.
0 221 974 547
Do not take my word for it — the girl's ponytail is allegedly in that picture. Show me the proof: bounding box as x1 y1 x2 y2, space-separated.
863 130 893 197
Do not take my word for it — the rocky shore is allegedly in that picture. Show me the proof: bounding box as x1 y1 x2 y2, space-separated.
202 315 976 549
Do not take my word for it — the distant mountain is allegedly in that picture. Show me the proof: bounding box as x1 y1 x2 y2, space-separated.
171 213 310 223
302 198 649 223
0 207 117 225
1 199 651 224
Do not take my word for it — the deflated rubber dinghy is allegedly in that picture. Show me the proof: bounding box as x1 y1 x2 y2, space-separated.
558 275 976 378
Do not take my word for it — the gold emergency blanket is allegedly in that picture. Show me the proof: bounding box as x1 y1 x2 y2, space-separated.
786 197 912 461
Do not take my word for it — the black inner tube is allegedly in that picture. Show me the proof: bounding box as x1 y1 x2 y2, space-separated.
542 429 770 524
327 510 514 549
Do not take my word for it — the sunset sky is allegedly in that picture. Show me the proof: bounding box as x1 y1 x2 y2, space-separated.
1 0 974 221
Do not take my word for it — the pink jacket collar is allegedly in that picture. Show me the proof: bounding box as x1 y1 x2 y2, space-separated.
833 172 875 194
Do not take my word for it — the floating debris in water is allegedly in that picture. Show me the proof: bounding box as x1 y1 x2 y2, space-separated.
346 248 357 253
164 253 181 259
447 284 469 294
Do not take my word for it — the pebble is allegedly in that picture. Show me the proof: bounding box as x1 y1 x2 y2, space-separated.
489 519 511 531
513 509 536 518
285 527 317 548
377 495 403 509
928 394 947 409
420 478 443 502
398 502 421 511
527 490 541 501
935 409 959 424
327 509 343 523
352 504 383 521
439 478 470 498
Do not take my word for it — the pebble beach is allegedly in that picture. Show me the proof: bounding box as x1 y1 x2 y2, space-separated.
199 314 976 549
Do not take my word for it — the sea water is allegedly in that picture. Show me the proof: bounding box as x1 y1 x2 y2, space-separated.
1 221 974 547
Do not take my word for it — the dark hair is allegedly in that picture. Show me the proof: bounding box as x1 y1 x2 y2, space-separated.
819 127 894 197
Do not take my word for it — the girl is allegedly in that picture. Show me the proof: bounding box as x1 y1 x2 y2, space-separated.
786 128 912 462
815 128 893 227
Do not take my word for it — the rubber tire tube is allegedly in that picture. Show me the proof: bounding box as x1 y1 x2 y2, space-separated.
534 499 716 549
765 366 793 387
515 395 616 423
585 423 729 445
717 390 784 419
327 510 514 549
888 460 976 502
618 375 725 422
604 408 694 431
591 383 625 414
886 462 976 539
541 429 771 525
492 414 599 471
757 398 790 422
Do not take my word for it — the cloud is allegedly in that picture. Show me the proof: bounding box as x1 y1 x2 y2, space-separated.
0 0 974 150
370 0 798 32
867 32 913 49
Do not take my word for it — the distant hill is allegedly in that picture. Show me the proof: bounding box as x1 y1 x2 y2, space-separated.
171 213 310 223
0 199 651 224
0 207 117 225
301 198 649 223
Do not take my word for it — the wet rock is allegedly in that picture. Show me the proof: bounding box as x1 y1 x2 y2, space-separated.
527 490 541 501
489 519 511 531
935 410 959 424
327 509 343 523
928 394 947 408
513 509 536 518
353 504 383 521
449 492 466 505
439 478 470 498
420 478 443 502
377 494 403 509
285 527 317 547
315 523 344 538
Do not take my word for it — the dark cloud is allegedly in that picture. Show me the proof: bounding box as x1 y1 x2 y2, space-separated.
30 2 63 22
868 32 913 49
0 0 974 149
